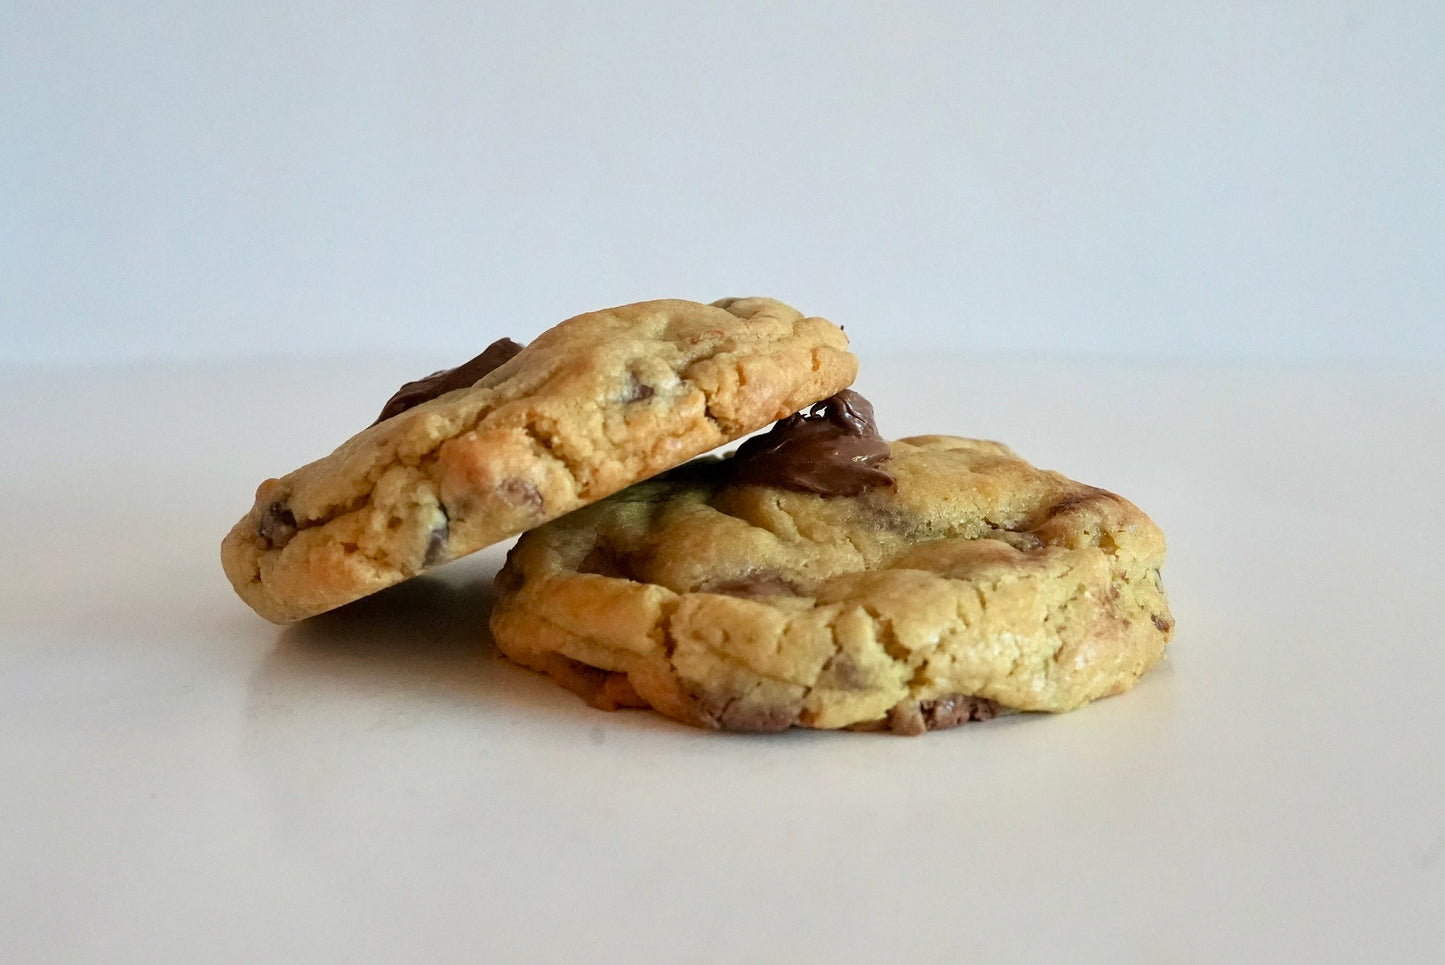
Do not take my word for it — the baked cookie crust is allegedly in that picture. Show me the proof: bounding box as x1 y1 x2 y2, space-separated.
222 298 856 622
490 435 1173 734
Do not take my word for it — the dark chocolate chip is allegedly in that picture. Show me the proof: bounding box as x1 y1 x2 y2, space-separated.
686 689 803 732
621 373 654 403
887 694 1003 735
818 652 872 691
423 508 450 566
919 694 1002 729
257 502 297 549
716 701 802 733
500 479 543 515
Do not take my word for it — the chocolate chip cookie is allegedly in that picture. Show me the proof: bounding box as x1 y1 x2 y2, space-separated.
489 392 1173 733
221 298 857 623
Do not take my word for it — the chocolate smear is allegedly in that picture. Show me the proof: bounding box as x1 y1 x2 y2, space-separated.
728 389 895 497
373 337 524 425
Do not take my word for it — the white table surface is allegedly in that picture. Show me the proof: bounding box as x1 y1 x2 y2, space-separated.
2 355 1442 963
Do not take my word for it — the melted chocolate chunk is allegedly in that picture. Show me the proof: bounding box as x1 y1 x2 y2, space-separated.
373 337 524 426
728 389 895 496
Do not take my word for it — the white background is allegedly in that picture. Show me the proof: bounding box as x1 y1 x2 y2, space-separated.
5 1 1442 363
4 5 1444 963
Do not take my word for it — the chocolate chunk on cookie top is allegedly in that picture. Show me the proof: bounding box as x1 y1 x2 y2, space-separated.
373 337 524 425
221 298 857 623
491 428 1174 734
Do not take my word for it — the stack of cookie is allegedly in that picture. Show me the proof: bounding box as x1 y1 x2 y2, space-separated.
222 298 1173 734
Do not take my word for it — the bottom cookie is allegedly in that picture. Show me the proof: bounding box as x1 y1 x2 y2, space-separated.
490 401 1173 734
531 650 1009 735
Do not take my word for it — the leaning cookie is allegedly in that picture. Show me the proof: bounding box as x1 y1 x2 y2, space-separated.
490 392 1173 734
222 298 856 623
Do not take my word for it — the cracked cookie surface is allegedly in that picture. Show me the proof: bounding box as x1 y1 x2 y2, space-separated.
221 297 856 622
490 435 1173 734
